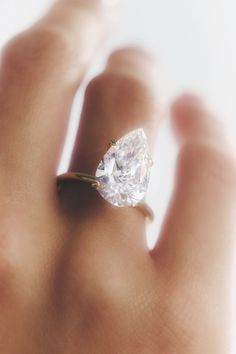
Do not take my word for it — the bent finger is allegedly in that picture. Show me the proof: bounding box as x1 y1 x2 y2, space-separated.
154 95 236 282
0 0 115 194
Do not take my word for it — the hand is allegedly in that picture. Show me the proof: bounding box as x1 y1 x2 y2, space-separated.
0 1 235 353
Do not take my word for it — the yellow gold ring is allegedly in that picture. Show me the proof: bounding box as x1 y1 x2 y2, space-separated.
57 129 154 221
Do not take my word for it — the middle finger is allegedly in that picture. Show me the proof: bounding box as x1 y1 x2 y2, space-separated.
68 48 163 248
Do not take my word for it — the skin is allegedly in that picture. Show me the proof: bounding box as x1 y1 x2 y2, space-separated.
0 0 235 353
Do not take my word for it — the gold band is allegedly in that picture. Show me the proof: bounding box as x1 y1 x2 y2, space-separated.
57 172 154 221
57 172 100 189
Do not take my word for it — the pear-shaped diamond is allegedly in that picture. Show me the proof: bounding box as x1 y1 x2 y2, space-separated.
95 129 152 207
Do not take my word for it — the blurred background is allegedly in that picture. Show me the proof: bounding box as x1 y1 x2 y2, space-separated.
0 0 236 248
0 0 236 348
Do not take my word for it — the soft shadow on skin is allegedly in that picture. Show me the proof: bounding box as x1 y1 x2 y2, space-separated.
51 182 106 313
57 181 104 219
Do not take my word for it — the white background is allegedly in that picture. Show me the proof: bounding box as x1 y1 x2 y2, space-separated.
0 0 236 348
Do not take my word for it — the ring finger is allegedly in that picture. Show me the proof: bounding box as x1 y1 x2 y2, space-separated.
67 47 163 248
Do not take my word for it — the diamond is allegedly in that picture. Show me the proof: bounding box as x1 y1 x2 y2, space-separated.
95 128 153 207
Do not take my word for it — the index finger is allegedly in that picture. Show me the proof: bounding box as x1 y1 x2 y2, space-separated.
0 0 115 192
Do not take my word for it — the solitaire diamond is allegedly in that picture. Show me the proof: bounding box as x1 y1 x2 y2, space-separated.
95 128 153 207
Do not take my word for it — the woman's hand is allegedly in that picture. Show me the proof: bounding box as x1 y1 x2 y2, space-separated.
0 1 235 353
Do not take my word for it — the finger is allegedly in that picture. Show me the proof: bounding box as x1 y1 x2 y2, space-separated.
153 95 236 283
171 94 229 144
0 0 115 192
70 47 161 173
66 47 163 248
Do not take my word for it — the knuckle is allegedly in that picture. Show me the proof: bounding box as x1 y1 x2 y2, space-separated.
178 141 236 188
85 72 157 117
2 26 73 75
85 72 142 100
30 26 73 58
1 36 23 71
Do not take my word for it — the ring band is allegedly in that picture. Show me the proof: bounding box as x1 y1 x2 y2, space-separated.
57 172 154 221
57 129 154 221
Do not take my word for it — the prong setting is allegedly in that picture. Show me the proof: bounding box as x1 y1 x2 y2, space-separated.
92 181 100 190
108 139 117 148
96 129 152 207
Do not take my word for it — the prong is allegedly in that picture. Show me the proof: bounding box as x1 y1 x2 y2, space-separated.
108 139 117 148
92 181 100 190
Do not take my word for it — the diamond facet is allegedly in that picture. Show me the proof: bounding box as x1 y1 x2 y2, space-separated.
95 129 152 207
